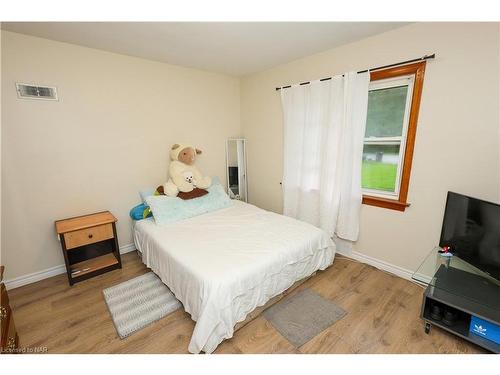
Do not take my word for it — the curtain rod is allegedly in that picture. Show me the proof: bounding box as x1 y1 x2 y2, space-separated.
275 53 435 91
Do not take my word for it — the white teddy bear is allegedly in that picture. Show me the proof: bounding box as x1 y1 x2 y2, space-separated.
182 171 196 186
163 144 212 197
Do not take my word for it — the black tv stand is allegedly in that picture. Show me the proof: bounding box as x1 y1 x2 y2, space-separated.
418 263 500 353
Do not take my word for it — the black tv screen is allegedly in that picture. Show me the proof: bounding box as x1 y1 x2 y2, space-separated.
440 192 500 280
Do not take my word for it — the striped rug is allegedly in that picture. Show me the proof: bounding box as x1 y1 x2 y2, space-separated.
103 272 182 338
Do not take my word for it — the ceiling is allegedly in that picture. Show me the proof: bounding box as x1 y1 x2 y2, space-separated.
2 22 408 76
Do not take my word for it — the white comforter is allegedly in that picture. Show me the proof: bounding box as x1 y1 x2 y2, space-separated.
133 201 335 353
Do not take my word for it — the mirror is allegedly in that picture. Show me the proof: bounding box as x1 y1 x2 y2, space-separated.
226 139 248 202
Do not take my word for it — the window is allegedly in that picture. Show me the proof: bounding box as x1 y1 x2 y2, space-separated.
362 77 413 197
362 62 426 211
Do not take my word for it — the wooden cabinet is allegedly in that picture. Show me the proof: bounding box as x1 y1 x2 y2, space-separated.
1 266 19 354
55 211 122 286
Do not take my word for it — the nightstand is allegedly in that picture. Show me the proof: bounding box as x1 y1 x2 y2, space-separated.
55 211 122 286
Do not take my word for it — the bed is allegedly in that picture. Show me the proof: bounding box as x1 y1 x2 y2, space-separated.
133 200 335 353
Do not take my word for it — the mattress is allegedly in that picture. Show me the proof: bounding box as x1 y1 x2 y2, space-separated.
133 200 335 353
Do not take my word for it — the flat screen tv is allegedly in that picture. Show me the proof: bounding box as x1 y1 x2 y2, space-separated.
440 191 500 281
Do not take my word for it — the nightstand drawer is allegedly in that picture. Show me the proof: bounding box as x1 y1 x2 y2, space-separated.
64 223 114 249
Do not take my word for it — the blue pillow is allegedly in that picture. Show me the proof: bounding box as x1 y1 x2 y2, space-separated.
145 182 231 225
129 203 153 220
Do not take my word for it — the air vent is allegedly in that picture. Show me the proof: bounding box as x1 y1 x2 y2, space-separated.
16 83 58 101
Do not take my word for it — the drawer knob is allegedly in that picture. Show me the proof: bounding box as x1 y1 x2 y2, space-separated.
88 234 93 239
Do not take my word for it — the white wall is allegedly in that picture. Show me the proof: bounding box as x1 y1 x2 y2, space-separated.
240 23 500 272
1 31 241 280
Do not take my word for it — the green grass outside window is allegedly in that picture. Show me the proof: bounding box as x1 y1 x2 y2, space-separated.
362 161 398 192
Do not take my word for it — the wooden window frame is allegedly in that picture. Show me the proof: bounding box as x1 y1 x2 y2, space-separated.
362 61 426 212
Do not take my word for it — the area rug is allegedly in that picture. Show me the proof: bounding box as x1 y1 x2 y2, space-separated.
103 272 182 338
263 288 347 347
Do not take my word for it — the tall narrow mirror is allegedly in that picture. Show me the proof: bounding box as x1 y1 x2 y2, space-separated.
226 139 247 202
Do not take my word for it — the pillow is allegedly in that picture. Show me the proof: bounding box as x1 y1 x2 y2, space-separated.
211 176 221 185
129 203 153 220
139 189 155 203
145 182 231 225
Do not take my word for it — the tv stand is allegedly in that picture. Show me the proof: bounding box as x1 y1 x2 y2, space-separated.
414 248 500 353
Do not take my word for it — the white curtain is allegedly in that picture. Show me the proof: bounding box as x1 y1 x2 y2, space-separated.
281 71 370 241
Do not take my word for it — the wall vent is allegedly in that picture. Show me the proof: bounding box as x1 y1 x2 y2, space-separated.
16 83 58 101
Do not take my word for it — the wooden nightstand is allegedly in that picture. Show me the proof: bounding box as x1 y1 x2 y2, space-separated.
55 211 122 286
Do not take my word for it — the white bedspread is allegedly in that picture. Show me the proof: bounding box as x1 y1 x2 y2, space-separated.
133 201 335 353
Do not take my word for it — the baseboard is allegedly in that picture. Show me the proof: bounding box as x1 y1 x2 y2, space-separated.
119 243 136 255
4 243 137 290
4 263 68 291
337 249 415 281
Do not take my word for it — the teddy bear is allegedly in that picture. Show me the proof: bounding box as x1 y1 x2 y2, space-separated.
163 143 212 197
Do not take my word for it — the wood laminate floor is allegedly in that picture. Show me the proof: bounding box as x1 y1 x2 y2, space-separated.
8 251 485 354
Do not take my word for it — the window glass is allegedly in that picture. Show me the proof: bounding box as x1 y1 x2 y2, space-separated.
362 144 401 193
365 85 408 138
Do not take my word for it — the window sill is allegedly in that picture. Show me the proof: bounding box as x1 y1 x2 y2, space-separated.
362 195 410 212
